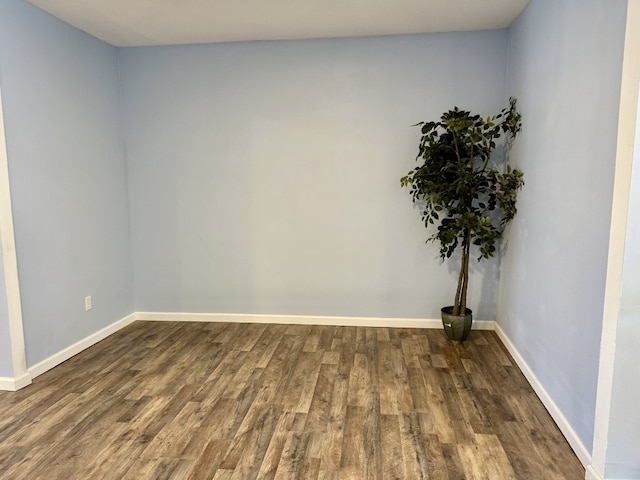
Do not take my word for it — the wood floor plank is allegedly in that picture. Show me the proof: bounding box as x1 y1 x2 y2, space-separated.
273 432 311 477
390 344 415 413
140 400 205 460
318 366 348 472
362 328 382 480
419 367 457 444
346 353 368 407
437 369 476 444
451 371 493 435
375 340 398 416
187 439 231 480
340 405 365 471
442 442 468 480
304 363 338 432
457 434 517 480
255 412 297 480
254 324 289 369
398 412 430 480
379 414 404 480
236 324 268 352
0 321 585 479
283 351 323 413
226 404 283 479
423 433 452 480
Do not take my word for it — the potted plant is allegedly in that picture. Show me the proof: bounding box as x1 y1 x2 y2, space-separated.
400 98 524 341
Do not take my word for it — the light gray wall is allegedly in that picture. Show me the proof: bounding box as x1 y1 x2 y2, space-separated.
500 0 627 451
119 32 508 318
605 97 640 479
0 0 134 367
0 246 13 377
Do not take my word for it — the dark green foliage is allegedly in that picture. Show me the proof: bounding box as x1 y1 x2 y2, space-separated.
401 98 524 316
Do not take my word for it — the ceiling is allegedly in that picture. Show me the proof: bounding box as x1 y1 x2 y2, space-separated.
26 0 531 48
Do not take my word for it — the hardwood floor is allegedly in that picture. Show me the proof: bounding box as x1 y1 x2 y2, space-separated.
0 321 585 479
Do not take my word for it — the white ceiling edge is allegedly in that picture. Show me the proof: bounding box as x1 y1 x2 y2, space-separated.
25 0 531 48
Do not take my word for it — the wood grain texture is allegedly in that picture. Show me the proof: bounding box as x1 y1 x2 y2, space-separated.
0 321 584 479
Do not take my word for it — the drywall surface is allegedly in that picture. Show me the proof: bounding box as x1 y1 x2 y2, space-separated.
501 0 627 451
120 31 508 318
605 93 640 480
0 0 134 367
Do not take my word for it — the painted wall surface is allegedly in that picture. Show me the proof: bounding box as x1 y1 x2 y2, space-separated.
0 0 134 367
500 0 627 451
120 32 508 318
605 96 640 479
0 245 13 377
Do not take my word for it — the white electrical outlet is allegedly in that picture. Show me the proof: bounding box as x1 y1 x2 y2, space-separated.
85 296 92 311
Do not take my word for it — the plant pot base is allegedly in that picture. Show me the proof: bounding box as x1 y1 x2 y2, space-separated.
441 306 473 341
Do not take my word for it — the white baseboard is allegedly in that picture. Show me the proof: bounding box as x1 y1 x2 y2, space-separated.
133 311 496 330
0 378 15 390
27 313 137 380
494 324 592 468
0 372 32 391
585 465 603 480
583 465 634 480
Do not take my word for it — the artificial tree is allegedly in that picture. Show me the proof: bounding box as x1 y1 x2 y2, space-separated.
401 98 524 326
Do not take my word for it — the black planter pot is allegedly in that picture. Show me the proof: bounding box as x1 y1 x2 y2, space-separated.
441 306 473 341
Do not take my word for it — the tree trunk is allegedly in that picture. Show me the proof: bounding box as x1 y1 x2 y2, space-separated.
460 229 471 315
453 249 465 316
453 229 471 316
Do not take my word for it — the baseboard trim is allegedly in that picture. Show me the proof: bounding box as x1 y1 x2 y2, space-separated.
0 372 32 391
583 465 634 480
28 313 137 380
494 323 591 468
585 466 603 480
133 311 496 330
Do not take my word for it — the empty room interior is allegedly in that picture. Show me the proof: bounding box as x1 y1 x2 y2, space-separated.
0 0 639 478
